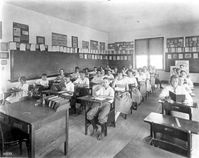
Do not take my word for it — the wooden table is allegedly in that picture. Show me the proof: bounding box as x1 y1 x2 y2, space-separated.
0 98 70 158
77 95 111 135
144 112 199 157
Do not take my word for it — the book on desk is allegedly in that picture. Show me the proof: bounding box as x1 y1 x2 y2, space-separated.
169 91 185 103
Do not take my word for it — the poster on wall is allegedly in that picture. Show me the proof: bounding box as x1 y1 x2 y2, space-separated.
170 66 178 76
13 22 29 43
175 60 189 73
72 36 78 48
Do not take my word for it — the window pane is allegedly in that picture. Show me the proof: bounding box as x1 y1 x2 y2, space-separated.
150 55 163 69
136 55 148 68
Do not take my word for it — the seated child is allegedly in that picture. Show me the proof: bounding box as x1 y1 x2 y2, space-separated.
159 75 193 106
34 73 49 93
180 70 194 89
62 74 75 95
6 76 29 103
104 69 114 81
55 69 65 82
159 75 193 119
126 70 142 107
113 71 132 122
74 72 89 88
87 77 114 140
70 66 80 81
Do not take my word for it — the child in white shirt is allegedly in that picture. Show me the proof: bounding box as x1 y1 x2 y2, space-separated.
6 76 29 103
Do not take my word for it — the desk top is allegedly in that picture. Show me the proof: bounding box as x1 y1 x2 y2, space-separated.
78 95 111 103
144 112 199 134
0 98 70 129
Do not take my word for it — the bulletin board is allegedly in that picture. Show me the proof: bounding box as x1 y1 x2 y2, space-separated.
13 22 29 43
90 40 98 50
82 41 89 49
36 36 45 44
100 42 105 51
0 21 2 39
165 53 199 73
52 32 67 46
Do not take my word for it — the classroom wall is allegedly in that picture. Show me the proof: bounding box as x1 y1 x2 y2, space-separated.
1 3 108 89
108 21 199 83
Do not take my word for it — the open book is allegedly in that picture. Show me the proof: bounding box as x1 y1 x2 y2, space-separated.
169 91 185 102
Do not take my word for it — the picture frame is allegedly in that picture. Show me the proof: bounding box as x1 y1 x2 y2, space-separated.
178 54 183 59
172 54 177 59
193 53 198 59
72 36 78 48
184 53 192 59
36 36 45 44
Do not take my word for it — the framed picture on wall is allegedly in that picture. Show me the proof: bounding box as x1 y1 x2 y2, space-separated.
193 53 198 59
178 54 183 59
36 36 45 44
185 53 192 59
167 54 172 59
72 36 78 48
172 54 177 59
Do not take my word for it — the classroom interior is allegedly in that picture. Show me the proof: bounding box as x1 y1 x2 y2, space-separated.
0 0 199 158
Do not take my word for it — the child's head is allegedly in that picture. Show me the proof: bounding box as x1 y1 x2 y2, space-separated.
103 77 110 88
127 70 133 77
65 74 71 82
180 70 187 78
117 71 123 79
19 76 26 84
96 69 101 76
75 66 80 73
170 75 179 89
80 72 85 79
41 73 47 80
59 69 64 76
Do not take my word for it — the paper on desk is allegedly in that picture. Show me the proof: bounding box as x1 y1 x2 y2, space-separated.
175 117 181 127
94 97 106 101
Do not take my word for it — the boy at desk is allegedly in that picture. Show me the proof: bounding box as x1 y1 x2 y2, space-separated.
87 77 114 140
159 75 193 106
73 72 89 88
5 76 29 104
159 75 193 119
33 73 49 94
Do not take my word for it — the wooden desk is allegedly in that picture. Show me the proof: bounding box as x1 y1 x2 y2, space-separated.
144 112 199 157
161 102 193 120
0 98 70 158
77 95 111 135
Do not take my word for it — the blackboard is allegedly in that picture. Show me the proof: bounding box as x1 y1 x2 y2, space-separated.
10 50 107 81
165 53 199 73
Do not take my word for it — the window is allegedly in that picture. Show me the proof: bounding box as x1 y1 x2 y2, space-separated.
150 55 163 69
135 37 164 69
136 55 148 68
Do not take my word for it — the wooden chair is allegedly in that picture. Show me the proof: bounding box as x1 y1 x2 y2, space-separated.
0 124 29 157
85 101 116 137
162 102 192 120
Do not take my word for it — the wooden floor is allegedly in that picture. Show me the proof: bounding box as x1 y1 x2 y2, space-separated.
8 86 199 158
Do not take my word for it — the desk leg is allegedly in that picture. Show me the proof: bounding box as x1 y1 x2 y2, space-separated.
187 132 192 158
64 109 69 156
28 125 35 158
85 102 88 135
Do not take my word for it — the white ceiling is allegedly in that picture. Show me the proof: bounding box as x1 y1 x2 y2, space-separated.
4 0 199 33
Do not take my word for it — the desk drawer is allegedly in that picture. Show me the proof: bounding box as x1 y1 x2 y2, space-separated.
152 123 188 141
9 117 30 134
